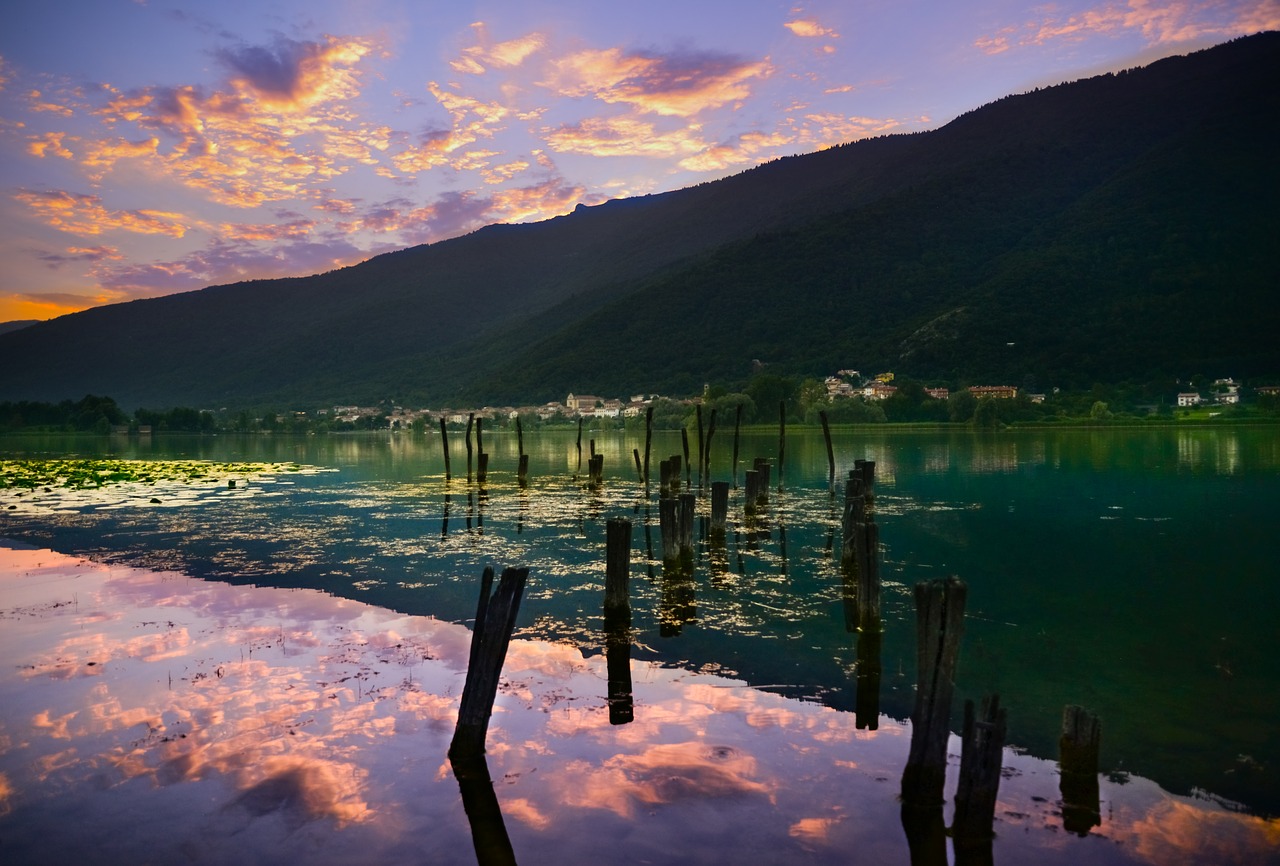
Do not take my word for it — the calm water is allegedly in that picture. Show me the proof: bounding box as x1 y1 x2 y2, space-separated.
3 424 1279 822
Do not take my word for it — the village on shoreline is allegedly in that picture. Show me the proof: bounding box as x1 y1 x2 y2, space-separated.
4 370 1279 435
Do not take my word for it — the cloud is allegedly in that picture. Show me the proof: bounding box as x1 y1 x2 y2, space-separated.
27 132 74 159
83 35 380 207
784 19 840 39
451 23 547 75
37 245 123 267
391 82 510 174
544 116 706 158
27 89 74 117
975 0 1280 54
542 47 772 117
14 189 188 238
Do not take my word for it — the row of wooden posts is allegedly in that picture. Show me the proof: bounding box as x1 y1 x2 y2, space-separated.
436 401 851 496
444 423 1102 865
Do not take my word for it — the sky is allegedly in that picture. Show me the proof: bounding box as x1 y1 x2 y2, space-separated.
0 1 1275 323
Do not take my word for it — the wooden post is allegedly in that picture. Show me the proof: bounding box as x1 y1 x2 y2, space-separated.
696 404 705 490
576 417 583 474
704 408 717 484
517 454 529 487
475 416 484 458
477 452 489 485
858 520 881 629
604 518 632 616
1060 705 1102 836
732 404 742 489
643 406 653 485
450 566 529 759
953 695 1007 849
841 476 865 574
633 448 643 481
440 417 452 481
590 438 596 459
902 576 967 807
820 409 835 490
678 493 696 565
710 481 729 533
465 413 475 477
659 459 672 499
669 455 682 494
777 401 786 490
753 457 770 506
743 469 759 517
516 416 524 459
681 427 692 487
659 497 680 564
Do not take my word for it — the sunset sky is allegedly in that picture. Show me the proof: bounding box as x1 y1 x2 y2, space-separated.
1 1 1274 323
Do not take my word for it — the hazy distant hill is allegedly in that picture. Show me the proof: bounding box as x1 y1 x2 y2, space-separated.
0 320 36 336
2 32 1277 409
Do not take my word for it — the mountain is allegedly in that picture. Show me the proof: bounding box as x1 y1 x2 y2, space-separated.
2 33 1278 409
0 320 37 336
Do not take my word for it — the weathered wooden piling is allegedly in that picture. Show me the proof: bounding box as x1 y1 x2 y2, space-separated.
465 413 475 476
855 458 876 500
1059 705 1102 835
440 417 452 480
659 459 673 498
669 455 682 494
840 475 865 574
902 576 968 807
678 493 696 562
819 409 835 490
732 404 742 489
695 404 705 490
633 448 643 481
589 438 596 459
450 566 529 759
604 517 632 617
743 469 759 516
643 406 653 485
753 457 771 505
477 452 489 485
953 694 1007 848
588 453 604 487
517 454 529 487
710 481 729 533
475 417 484 457
777 401 786 490
659 497 680 563
704 408 717 484
576 417 583 474
681 428 692 487
858 520 881 628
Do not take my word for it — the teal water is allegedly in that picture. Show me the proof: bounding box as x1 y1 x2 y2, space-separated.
3 425 1278 816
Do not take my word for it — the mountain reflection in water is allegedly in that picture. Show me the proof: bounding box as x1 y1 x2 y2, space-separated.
1 545 1275 865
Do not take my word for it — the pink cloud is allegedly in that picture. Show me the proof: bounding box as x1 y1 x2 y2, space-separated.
14 189 188 238
542 47 772 117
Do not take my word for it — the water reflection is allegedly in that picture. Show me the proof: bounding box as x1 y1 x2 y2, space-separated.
2 546 1278 865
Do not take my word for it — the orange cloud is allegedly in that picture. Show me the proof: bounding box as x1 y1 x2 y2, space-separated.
27 131 74 159
218 219 317 242
784 19 840 39
392 82 510 174
83 35 380 208
27 89 74 117
14 189 188 237
451 23 547 74
678 130 793 172
543 48 772 117
0 290 117 321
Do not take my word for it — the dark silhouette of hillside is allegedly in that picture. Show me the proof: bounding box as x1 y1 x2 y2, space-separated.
2 33 1277 408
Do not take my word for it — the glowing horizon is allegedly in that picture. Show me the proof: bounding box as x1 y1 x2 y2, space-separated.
1 1 1275 322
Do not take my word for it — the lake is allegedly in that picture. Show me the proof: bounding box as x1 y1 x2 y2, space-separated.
2 425 1278 864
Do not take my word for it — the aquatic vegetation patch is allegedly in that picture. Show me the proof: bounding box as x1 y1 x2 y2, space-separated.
1 458 331 514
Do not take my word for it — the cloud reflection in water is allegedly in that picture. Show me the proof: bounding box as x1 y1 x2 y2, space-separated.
0 545 1276 865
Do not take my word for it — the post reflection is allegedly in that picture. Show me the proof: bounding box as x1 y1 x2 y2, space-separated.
604 608 634 726
450 752 518 866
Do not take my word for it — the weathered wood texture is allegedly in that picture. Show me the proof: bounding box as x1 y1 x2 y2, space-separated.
440 417 452 480
953 695 1008 844
604 518 632 615
450 566 529 758
902 576 967 807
